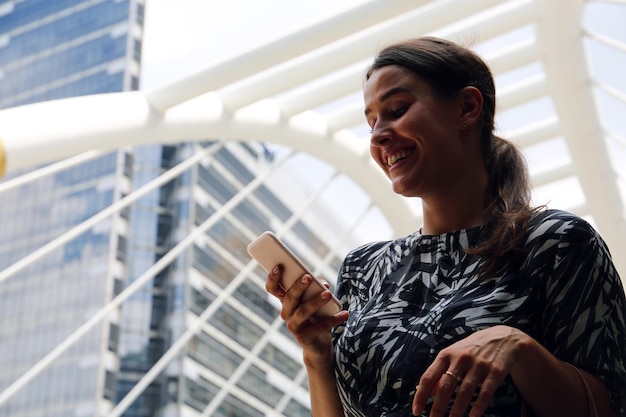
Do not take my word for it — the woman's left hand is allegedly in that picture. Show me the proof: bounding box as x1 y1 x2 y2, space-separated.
412 325 529 417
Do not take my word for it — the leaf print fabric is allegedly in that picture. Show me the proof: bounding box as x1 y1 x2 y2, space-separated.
332 210 626 417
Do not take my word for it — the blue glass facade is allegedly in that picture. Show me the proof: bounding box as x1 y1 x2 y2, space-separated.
0 1 144 416
0 1 344 417
0 0 143 108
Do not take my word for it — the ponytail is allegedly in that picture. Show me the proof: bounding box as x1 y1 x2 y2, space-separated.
466 135 544 275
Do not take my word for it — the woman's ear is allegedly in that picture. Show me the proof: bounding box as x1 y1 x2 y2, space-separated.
457 86 483 129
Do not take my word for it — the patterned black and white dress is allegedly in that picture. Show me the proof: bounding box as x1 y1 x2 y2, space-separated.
332 209 626 417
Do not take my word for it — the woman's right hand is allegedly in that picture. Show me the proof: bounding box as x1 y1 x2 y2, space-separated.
266 265 348 362
267 266 348 417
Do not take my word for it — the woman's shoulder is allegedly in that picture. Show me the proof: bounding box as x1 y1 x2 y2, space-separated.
343 239 395 266
342 232 419 271
527 208 600 244
522 208 615 274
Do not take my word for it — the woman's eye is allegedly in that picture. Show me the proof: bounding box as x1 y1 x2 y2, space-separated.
391 106 408 118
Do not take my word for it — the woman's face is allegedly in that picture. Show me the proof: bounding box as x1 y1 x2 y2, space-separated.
364 65 466 198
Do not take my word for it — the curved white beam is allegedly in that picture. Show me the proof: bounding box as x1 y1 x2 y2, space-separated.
0 93 154 171
145 0 433 112
247 0 542 138
0 0 622 277
535 0 626 274
507 117 561 147
150 0 507 115
497 75 548 111
484 39 540 75
0 92 420 236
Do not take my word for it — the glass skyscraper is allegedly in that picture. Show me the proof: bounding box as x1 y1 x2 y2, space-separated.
0 1 354 416
0 0 146 416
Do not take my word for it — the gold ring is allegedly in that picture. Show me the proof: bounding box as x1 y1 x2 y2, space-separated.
445 370 463 383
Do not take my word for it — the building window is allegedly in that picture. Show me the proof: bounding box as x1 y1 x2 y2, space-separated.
104 370 117 401
136 2 145 25
133 38 142 61
108 323 120 352
116 235 128 261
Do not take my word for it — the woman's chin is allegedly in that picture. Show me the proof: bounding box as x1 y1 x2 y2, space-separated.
391 179 412 196
390 176 422 197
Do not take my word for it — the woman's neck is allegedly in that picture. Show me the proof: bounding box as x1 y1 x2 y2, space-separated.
420 178 489 235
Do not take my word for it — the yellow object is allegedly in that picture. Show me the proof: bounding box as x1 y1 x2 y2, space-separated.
0 138 5 177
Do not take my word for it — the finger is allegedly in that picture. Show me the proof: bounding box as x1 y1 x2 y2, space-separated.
290 310 349 346
468 372 504 417
265 265 286 297
413 361 449 416
286 292 344 340
290 284 335 323
412 382 438 416
429 371 462 417
448 375 478 417
317 276 331 289
281 274 312 319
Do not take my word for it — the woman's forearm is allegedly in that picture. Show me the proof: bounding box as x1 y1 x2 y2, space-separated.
304 353 345 417
511 335 617 417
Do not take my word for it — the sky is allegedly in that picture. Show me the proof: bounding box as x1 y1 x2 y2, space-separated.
140 0 367 89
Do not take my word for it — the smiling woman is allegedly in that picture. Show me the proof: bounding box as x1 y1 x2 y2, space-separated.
264 36 626 417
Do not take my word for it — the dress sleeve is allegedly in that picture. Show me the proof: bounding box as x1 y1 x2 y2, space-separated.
331 240 390 341
531 214 626 415
332 246 365 340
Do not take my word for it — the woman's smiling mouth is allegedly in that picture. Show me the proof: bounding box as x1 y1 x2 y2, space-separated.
386 148 414 167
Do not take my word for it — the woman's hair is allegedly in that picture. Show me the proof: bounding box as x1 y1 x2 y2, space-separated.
366 37 542 275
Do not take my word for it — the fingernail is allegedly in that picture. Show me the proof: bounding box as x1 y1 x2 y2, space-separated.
272 266 279 274
320 291 330 300
301 275 309 284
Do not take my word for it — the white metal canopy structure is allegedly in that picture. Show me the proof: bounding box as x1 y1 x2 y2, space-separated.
0 1 625 261
0 0 625 263
0 0 626 414
2 0 624 274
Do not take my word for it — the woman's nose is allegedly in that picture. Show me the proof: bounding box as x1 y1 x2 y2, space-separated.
370 122 391 147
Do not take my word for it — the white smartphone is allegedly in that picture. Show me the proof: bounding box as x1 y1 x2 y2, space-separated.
247 231 342 319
